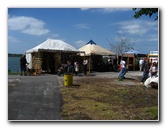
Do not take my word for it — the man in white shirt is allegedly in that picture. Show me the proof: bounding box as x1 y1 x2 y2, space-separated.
139 58 144 71
118 59 126 79
83 59 88 75
121 60 126 68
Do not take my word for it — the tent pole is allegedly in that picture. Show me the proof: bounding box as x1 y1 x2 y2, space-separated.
89 55 91 74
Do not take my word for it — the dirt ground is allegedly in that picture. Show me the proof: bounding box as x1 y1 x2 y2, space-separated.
58 71 159 120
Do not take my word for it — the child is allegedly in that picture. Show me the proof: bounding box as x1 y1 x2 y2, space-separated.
149 62 157 77
74 62 79 76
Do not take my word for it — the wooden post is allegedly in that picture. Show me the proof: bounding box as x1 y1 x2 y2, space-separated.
127 57 129 70
133 57 135 71
89 55 91 74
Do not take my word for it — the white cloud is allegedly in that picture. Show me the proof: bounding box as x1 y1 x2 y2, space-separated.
74 24 90 29
136 34 158 42
8 36 20 43
80 8 90 11
147 34 158 41
98 8 131 13
51 34 60 38
112 20 158 36
46 33 60 39
8 16 49 36
74 40 86 48
80 8 131 13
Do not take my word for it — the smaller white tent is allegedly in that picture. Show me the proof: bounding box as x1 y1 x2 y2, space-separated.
78 40 116 73
25 39 82 69
79 40 115 56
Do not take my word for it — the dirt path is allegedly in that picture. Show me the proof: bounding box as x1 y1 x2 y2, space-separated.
57 71 143 86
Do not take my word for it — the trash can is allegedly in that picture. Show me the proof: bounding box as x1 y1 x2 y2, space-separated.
64 73 73 86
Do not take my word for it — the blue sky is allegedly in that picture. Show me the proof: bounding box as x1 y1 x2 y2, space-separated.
8 8 158 54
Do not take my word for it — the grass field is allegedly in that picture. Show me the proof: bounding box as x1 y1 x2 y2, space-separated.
60 76 158 120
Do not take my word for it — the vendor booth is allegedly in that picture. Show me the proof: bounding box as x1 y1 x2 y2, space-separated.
79 40 116 73
25 39 84 75
121 50 147 71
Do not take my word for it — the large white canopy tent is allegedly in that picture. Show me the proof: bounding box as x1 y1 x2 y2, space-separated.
26 39 79 53
25 39 83 70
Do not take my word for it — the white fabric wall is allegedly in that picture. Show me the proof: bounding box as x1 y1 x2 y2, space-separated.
26 53 32 69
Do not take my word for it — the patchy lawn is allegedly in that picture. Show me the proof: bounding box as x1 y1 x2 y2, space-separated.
60 76 158 120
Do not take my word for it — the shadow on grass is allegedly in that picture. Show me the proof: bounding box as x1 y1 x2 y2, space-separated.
75 74 96 77
64 84 81 88
125 77 135 80
72 84 81 87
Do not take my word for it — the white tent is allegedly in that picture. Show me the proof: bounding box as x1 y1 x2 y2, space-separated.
26 39 79 53
25 39 82 69
79 40 115 56
78 40 116 73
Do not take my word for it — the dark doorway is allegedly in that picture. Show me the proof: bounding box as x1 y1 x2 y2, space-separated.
42 52 55 73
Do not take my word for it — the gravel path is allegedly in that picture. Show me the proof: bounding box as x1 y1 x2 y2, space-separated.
57 71 143 86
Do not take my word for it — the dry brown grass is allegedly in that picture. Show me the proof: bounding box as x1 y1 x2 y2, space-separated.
60 76 158 120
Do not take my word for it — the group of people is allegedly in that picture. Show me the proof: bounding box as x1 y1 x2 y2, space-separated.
140 58 158 84
117 57 158 84
20 54 89 76
57 59 88 76
66 59 88 76
108 57 118 72
21 55 157 83
65 60 80 75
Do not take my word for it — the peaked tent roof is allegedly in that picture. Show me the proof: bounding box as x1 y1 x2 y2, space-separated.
86 40 96 45
79 40 115 56
26 39 82 53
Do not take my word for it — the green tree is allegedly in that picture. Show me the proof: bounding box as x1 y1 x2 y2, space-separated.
133 8 158 20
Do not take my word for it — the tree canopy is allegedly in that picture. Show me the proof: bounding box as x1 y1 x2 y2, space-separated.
133 8 158 20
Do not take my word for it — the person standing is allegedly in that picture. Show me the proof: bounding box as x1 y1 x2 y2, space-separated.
118 59 126 79
74 62 79 76
141 60 150 84
108 58 113 71
139 58 144 71
83 59 88 75
149 62 158 77
20 55 28 76
113 57 117 72
66 60 73 73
